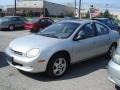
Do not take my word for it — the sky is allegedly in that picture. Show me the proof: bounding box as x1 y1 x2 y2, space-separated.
0 0 120 11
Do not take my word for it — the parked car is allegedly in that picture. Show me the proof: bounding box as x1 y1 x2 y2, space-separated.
94 18 120 33
6 20 119 78
24 17 54 32
0 16 27 31
108 47 120 88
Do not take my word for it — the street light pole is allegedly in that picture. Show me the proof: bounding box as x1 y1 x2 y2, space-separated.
14 0 16 16
79 0 81 19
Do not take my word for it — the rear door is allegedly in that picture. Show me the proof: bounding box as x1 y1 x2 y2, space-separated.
94 22 111 55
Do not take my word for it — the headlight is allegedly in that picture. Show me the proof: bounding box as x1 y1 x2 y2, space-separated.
112 52 120 65
26 48 40 58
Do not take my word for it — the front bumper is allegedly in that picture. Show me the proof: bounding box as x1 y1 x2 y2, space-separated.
5 48 48 73
107 60 120 87
0 25 8 29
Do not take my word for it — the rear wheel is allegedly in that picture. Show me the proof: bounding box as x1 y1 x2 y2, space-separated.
107 44 117 59
9 25 15 31
46 54 69 78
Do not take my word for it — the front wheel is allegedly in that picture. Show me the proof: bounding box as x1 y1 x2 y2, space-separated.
46 54 69 78
9 25 15 31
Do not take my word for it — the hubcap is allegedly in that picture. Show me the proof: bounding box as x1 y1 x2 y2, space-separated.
110 46 116 57
53 58 67 76
10 26 14 30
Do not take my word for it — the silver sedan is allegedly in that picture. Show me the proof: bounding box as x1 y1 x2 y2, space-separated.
108 48 120 88
6 20 119 78
0 16 27 30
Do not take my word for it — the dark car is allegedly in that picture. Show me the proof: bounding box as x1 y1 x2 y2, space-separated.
0 16 27 31
94 18 120 33
24 17 54 32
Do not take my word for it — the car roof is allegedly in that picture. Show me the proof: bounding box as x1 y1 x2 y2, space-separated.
93 18 109 20
4 16 22 18
59 19 94 24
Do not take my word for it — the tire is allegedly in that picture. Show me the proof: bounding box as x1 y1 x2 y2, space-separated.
106 44 117 59
46 54 69 78
9 25 15 31
115 85 120 90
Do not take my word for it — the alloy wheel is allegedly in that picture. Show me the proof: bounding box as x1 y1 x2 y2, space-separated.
53 58 67 76
109 45 116 58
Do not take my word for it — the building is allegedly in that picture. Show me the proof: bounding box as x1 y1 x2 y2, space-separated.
110 12 120 20
7 0 74 17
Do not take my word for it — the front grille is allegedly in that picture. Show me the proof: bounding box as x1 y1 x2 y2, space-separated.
10 49 23 56
12 60 23 66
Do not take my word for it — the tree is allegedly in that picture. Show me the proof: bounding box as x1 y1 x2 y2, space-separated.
28 10 33 17
103 10 111 18
86 11 90 18
45 8 49 17
60 13 64 18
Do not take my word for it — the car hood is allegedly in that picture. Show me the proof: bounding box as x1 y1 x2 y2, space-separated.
9 34 62 53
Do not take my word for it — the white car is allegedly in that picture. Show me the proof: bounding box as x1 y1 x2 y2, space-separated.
6 20 119 78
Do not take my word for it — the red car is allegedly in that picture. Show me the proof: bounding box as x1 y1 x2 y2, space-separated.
25 17 54 32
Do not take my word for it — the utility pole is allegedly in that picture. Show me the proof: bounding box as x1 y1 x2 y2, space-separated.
14 0 16 16
74 0 76 17
79 0 81 19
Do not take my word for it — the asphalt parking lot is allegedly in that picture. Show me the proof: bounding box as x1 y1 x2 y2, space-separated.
0 30 118 90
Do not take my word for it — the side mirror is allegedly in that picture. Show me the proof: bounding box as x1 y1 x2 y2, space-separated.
74 31 85 41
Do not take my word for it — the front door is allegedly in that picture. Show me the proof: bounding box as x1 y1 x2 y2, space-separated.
72 23 98 63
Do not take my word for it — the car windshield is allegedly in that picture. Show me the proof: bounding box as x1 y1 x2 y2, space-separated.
30 18 39 22
20 17 28 22
37 22 80 39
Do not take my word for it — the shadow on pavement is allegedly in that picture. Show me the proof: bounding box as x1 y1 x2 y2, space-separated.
0 27 24 32
0 52 9 68
20 56 109 82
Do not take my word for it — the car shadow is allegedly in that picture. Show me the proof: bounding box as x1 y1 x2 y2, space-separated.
0 52 9 68
0 27 25 32
20 56 109 82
